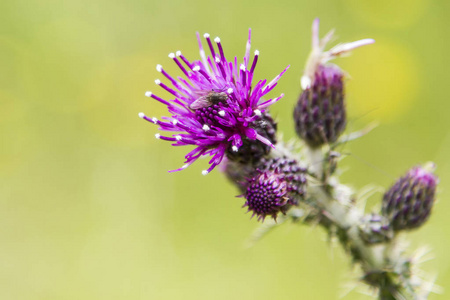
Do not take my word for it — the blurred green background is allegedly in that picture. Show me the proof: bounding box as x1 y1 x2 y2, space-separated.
1 0 449 299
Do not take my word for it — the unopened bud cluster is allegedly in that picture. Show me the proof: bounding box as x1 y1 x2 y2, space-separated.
355 165 438 247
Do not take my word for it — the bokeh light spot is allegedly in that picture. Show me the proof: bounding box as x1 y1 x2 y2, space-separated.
342 40 420 122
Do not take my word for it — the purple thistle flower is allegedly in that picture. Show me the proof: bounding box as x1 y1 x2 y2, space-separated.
294 19 374 148
139 30 289 174
382 164 438 231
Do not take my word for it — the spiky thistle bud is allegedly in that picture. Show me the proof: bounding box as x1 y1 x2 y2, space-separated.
359 214 393 244
243 157 307 221
294 65 345 148
294 18 374 148
382 164 438 231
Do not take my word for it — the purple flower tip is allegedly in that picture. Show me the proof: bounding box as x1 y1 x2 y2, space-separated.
140 30 288 173
409 165 438 188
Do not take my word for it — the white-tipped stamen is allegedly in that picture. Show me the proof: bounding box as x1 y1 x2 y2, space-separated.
232 145 238 152
214 37 220 43
240 64 246 71
168 53 175 59
203 33 210 38
155 79 161 85
202 124 210 131
138 112 145 119
145 91 152 97
202 170 209 175
175 135 182 141
193 66 200 71
218 110 225 117
172 119 178 125
215 57 221 63
155 133 161 139
254 109 262 116
227 88 233 94
176 51 181 57
254 50 259 56
156 64 162 72
151 117 158 124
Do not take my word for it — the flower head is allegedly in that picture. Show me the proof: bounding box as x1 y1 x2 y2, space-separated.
294 19 374 148
140 30 289 174
382 164 438 231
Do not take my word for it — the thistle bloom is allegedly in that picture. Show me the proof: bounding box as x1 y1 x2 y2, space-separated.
139 30 289 174
382 164 438 231
294 19 374 148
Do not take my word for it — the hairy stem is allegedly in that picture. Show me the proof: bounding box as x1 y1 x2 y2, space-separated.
275 145 430 299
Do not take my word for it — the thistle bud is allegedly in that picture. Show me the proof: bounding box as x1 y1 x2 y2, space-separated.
294 65 345 147
225 112 277 164
381 164 438 231
359 214 393 244
294 18 374 148
243 157 307 221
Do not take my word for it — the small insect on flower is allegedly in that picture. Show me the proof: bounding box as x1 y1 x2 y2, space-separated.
190 89 228 110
